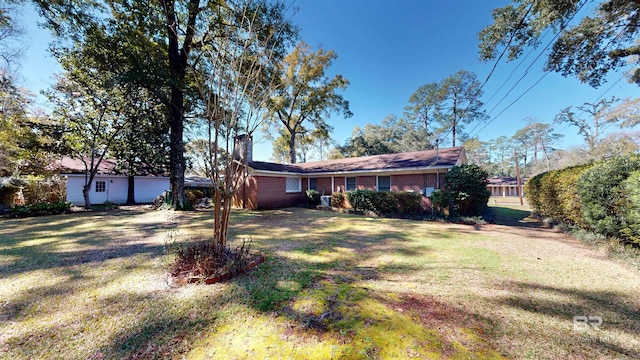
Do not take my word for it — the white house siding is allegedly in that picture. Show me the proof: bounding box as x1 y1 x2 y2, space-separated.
65 175 87 205
65 175 169 205
134 177 170 203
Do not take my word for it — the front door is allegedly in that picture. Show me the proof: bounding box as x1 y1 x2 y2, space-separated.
93 179 109 204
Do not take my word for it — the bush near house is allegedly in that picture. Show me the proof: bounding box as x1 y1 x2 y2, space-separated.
305 189 321 207
0 178 22 205
526 155 640 245
9 200 71 217
442 164 490 216
331 191 345 208
344 190 423 215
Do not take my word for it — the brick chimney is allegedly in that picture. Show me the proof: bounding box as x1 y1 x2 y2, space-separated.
233 134 253 163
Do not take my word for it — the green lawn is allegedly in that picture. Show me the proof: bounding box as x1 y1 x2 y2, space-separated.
1 207 639 359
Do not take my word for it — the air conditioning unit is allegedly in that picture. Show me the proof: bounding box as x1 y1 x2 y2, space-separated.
320 195 332 207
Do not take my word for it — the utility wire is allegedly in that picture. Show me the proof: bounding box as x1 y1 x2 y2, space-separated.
462 0 589 141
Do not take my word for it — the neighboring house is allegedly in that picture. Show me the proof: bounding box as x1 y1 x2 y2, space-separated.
60 157 212 206
487 177 526 197
59 156 170 205
233 135 467 210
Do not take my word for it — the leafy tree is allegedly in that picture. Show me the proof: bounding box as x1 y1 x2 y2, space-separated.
271 124 332 163
610 97 640 128
0 1 26 72
435 70 487 146
46 71 132 209
553 97 619 154
479 0 640 87
463 138 491 168
331 115 430 159
491 135 515 177
110 88 169 204
404 82 439 147
186 139 227 177
34 0 297 209
526 122 563 173
265 41 351 163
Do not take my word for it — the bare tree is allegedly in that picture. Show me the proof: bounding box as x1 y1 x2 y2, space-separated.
194 1 289 255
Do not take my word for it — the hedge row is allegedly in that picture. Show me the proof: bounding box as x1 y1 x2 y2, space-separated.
9 200 71 218
344 190 423 215
526 155 640 245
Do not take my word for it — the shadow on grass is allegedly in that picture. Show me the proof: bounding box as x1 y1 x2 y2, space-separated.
0 210 167 278
1 207 509 359
489 206 536 227
494 281 640 358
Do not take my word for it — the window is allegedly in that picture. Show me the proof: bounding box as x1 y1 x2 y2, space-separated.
285 177 301 193
95 180 106 193
377 176 391 192
309 178 317 191
345 177 356 191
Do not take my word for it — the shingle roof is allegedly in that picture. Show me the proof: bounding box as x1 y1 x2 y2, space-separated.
58 156 168 177
488 177 527 185
249 146 465 174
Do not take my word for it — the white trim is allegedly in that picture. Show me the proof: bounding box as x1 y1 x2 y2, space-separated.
331 176 334 193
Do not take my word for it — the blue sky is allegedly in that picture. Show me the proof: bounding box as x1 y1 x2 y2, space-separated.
18 0 638 162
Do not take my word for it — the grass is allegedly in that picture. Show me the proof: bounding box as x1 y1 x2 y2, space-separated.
1 206 639 359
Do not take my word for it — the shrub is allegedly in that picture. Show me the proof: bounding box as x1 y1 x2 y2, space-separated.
9 200 71 217
430 189 451 216
555 165 592 227
331 191 344 207
0 178 22 205
526 164 593 226
577 155 640 242
524 173 543 213
185 189 205 205
305 189 321 207
389 192 423 214
345 190 423 215
622 171 640 244
443 164 490 216
22 176 67 204
346 190 375 211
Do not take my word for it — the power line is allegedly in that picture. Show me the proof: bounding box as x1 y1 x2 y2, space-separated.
463 0 589 141
433 2 534 146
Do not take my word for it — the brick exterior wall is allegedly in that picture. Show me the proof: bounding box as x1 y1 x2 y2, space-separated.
254 176 306 209
313 177 333 196
390 173 441 192
241 172 446 210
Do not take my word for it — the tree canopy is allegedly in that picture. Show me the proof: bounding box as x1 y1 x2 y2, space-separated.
33 0 297 208
264 41 351 163
479 0 640 87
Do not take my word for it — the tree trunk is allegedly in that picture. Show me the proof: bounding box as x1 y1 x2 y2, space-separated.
169 95 187 209
126 175 135 204
162 0 197 209
82 185 90 209
289 132 297 163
